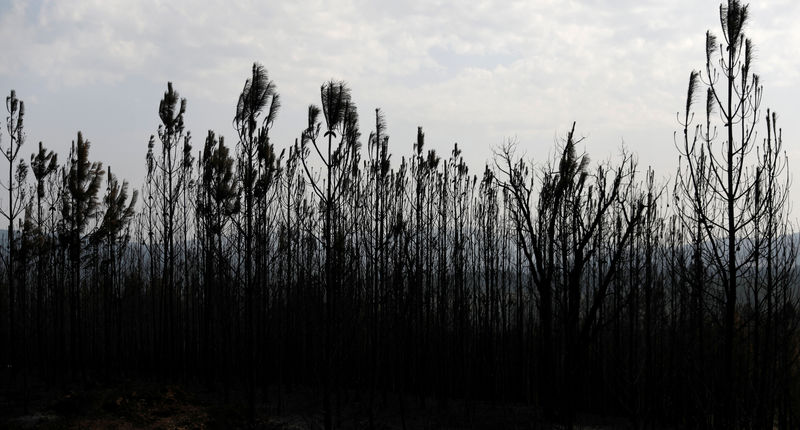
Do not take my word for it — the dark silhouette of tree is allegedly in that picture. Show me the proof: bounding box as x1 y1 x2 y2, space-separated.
91 167 137 372
497 124 645 427
198 130 239 392
149 82 191 372
673 1 796 426
62 132 104 378
1 90 27 385
233 62 281 422
299 80 360 430
29 141 57 380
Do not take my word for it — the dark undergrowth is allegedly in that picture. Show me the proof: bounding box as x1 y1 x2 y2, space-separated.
0 375 631 429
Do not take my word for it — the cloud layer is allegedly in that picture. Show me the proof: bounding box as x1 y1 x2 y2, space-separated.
1 0 799 204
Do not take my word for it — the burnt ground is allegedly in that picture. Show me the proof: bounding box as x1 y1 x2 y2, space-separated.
0 376 629 429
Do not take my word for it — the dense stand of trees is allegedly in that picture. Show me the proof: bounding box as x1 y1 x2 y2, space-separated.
1 2 799 428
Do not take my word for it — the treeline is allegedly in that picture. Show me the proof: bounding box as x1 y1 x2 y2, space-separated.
2 1 799 428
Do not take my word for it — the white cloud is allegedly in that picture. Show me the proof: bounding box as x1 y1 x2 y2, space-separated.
0 0 799 206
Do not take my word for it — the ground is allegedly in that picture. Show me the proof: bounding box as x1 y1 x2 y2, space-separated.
1 378 627 429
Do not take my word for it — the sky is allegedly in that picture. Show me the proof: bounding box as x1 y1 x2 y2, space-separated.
1 0 800 211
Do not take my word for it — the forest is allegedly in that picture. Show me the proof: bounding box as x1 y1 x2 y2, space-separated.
1 1 798 429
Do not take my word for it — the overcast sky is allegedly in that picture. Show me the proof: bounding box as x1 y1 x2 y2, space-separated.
1 0 799 209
